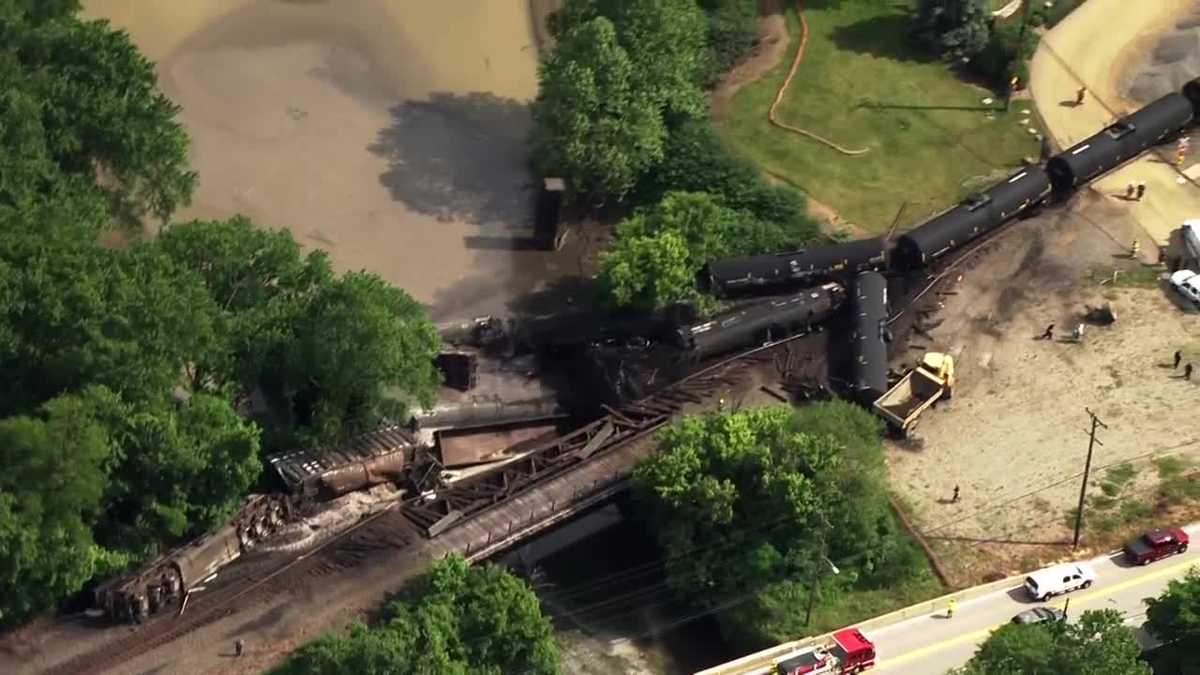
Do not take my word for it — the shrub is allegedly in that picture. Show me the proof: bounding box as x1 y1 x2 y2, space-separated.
971 21 1039 88
631 119 820 242
699 0 759 81
1030 0 1086 28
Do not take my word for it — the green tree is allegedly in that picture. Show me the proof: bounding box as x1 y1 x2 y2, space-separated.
633 404 901 600
8 0 80 24
953 609 1149 675
553 0 710 119
0 389 114 623
282 271 441 442
274 556 559 675
156 216 335 394
598 191 805 309
532 16 666 200
913 0 991 60
698 0 759 78
0 230 218 415
631 120 819 240
1145 567 1200 650
0 3 194 221
98 394 262 549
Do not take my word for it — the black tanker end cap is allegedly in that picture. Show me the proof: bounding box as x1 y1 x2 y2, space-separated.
1183 77 1200 114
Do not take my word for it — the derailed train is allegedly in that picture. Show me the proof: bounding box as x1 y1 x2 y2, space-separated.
89 82 1200 626
93 495 289 623
700 81 1200 394
707 84 1200 296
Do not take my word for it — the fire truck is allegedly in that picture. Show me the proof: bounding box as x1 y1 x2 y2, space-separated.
745 629 876 675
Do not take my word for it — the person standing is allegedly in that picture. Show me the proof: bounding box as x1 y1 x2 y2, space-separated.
1075 86 1087 106
1186 363 1194 381
1125 182 1136 199
952 485 960 503
1174 350 1183 370
235 639 244 658
947 598 957 618
1136 181 1146 200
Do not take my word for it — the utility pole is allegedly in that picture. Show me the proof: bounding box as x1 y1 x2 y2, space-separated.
804 555 840 626
1072 408 1108 549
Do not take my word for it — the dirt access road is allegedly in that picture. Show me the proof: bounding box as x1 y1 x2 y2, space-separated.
82 0 573 322
1031 0 1200 245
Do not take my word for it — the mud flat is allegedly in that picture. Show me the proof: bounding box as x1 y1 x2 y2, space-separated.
83 0 571 321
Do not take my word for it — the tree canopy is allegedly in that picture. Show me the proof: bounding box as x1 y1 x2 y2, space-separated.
633 403 909 597
157 217 441 444
552 0 710 119
1145 567 1200 651
0 1 195 222
598 191 810 310
273 556 559 675
532 16 666 200
281 271 441 441
0 389 114 623
913 0 991 61
953 609 1149 675
0 1 444 625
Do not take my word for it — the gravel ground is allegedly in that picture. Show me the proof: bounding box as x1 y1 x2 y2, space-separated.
886 191 1200 585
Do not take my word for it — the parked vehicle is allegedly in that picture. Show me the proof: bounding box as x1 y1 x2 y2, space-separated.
1023 563 1096 601
750 629 876 675
1171 269 1200 308
1012 607 1065 624
872 352 954 436
1123 528 1190 566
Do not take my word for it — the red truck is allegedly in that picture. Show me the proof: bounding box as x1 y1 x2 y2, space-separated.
1123 528 1189 566
769 629 876 675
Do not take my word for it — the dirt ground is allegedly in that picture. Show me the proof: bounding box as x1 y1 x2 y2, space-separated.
886 189 1200 584
81 0 574 322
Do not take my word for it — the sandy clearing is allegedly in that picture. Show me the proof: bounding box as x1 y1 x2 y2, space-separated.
82 0 572 322
886 191 1200 584
1030 0 1200 246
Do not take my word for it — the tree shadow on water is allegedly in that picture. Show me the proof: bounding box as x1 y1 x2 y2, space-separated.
369 91 535 227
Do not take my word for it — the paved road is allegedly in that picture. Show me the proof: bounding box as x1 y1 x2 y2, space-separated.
867 524 1200 674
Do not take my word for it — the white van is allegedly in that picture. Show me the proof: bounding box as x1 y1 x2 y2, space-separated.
1023 562 1096 601
1172 270 1200 309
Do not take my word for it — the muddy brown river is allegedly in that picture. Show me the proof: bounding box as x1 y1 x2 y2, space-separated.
83 0 570 320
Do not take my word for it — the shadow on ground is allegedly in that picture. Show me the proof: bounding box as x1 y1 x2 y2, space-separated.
829 12 936 64
369 91 535 226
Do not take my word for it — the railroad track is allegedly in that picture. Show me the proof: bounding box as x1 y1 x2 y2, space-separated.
49 242 992 674
46 508 418 675
42 335 804 674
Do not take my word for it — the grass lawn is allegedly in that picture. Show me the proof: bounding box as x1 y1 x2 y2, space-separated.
805 561 944 637
716 0 1042 232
